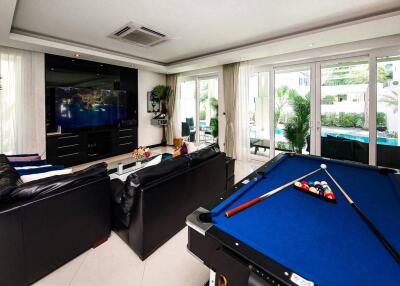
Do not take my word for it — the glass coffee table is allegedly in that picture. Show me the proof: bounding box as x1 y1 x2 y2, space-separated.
107 152 162 181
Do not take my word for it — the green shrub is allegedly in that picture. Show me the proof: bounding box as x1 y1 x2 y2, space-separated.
322 95 336 104
199 110 206 120
376 112 387 126
321 112 366 128
276 141 292 151
210 117 218 138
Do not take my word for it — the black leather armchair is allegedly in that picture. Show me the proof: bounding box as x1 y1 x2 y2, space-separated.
0 157 111 286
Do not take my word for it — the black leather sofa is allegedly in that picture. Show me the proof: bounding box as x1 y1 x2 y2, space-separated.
111 145 230 260
0 155 111 286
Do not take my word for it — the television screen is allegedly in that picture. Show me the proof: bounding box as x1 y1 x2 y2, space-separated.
54 87 128 130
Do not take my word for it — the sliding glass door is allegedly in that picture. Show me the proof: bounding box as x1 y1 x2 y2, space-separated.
243 53 399 167
376 56 400 169
274 67 311 155
179 76 219 144
180 80 197 142
199 77 219 144
319 60 370 163
249 71 270 159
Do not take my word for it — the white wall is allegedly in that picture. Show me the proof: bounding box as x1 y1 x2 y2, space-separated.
138 70 166 146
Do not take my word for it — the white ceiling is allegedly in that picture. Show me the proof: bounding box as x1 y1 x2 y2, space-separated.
11 0 400 64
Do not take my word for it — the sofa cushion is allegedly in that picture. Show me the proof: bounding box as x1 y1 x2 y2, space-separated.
20 169 73 183
11 160 48 167
16 165 65 176
0 155 20 202
7 155 41 162
9 163 107 201
186 144 220 166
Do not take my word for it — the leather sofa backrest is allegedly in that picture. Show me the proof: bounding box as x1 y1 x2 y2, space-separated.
127 156 190 188
185 143 220 166
9 163 108 202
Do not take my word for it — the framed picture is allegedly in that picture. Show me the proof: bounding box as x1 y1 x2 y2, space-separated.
147 91 160 113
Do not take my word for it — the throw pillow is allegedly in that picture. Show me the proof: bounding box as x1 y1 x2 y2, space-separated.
7 155 41 162
20 169 72 183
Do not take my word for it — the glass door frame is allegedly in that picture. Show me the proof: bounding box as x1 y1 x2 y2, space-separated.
179 73 219 144
370 47 400 166
315 56 373 165
269 64 316 158
251 48 399 166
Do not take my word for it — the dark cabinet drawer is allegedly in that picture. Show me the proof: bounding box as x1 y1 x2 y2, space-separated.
56 134 82 146
118 135 135 145
54 152 82 166
118 128 136 137
56 144 81 156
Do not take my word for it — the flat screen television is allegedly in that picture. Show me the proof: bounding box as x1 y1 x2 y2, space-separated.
54 87 128 130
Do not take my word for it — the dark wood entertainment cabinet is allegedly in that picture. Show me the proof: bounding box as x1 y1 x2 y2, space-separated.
46 127 138 167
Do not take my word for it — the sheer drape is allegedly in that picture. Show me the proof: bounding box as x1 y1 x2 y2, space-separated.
223 63 240 158
166 73 179 145
236 62 250 161
0 47 45 155
172 76 182 140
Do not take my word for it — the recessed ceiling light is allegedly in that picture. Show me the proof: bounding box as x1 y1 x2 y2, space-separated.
309 43 315 47
74 53 80 57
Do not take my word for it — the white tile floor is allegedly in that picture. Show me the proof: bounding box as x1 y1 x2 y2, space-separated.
34 150 265 286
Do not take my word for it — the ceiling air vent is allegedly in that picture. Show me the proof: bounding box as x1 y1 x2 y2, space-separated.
109 22 168 47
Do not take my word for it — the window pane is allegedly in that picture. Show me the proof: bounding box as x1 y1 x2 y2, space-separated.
320 61 369 164
180 80 196 142
274 69 311 154
250 72 270 158
377 56 400 169
199 78 218 144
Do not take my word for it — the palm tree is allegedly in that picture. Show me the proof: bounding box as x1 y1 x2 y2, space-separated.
275 86 296 126
283 93 310 154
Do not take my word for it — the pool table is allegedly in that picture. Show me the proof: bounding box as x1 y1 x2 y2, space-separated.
186 153 400 286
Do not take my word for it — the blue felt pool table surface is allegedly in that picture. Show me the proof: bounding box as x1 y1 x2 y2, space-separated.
211 153 400 286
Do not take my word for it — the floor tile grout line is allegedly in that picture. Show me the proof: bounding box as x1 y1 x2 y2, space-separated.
68 251 90 286
140 260 147 286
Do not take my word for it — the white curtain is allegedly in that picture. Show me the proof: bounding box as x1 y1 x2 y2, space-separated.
173 76 182 139
236 61 251 161
0 47 45 156
166 73 179 145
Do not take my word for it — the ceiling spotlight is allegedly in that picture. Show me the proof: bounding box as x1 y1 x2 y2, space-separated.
74 53 80 57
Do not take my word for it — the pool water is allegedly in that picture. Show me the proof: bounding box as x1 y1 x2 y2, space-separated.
274 129 398 146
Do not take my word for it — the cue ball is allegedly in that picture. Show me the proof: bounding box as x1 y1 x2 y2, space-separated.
321 164 327 169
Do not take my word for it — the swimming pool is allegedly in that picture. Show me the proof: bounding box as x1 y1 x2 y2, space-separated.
322 133 399 146
274 129 399 146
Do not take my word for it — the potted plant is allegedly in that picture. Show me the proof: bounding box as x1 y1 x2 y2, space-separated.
151 85 173 146
209 97 218 138
151 85 172 114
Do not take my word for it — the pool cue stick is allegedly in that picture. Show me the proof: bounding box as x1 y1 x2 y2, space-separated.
322 165 400 264
225 166 323 218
